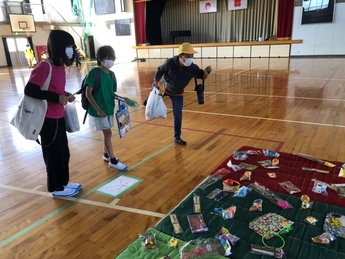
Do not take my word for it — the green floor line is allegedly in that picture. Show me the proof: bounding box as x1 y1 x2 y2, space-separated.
0 142 175 248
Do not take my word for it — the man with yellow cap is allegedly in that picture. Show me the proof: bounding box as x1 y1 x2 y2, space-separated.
147 42 212 145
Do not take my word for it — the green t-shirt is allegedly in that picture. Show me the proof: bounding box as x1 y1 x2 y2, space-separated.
85 68 117 117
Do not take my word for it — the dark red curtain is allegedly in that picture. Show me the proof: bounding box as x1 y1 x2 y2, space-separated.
134 2 146 45
277 0 294 39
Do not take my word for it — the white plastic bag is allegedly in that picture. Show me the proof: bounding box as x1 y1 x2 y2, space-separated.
64 101 80 132
145 88 167 120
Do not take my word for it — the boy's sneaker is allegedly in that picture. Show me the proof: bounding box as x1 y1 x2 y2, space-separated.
109 161 128 171
174 138 187 145
52 187 79 197
64 182 82 191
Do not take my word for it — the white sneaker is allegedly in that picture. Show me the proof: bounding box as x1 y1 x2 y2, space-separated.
109 161 127 171
52 187 79 197
65 182 82 191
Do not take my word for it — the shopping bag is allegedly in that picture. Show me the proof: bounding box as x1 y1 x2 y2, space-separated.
64 101 80 133
145 88 167 120
115 100 131 138
10 61 52 140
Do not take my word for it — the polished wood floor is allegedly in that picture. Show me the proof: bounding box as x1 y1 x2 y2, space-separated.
1 56 345 258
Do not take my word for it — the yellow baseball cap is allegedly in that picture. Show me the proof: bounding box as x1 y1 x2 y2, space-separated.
178 43 198 54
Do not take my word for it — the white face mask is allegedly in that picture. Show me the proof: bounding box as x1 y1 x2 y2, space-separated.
183 57 193 67
103 59 114 69
65 47 74 59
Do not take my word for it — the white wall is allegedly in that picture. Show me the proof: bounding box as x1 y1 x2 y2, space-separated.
291 2 345 55
0 0 137 67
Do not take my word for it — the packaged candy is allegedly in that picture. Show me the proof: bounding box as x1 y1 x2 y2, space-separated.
193 193 201 213
304 216 318 225
250 199 263 211
168 237 178 247
312 180 328 196
240 171 251 181
140 232 157 250
233 186 251 197
311 232 336 244
214 206 236 220
262 149 280 157
170 214 183 234
233 151 248 160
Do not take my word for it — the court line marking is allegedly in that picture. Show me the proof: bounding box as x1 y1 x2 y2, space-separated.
0 144 173 248
180 109 345 128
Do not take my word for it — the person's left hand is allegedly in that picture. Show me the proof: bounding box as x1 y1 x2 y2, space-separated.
204 65 212 74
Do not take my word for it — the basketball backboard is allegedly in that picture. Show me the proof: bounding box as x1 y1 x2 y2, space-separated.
9 14 36 33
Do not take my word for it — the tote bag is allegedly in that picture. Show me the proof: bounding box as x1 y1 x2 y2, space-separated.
10 61 52 140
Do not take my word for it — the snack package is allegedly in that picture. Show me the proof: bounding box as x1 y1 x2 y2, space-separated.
193 193 201 213
139 232 157 250
250 199 263 212
233 186 251 197
311 232 336 244
240 171 251 181
170 214 183 234
304 216 318 225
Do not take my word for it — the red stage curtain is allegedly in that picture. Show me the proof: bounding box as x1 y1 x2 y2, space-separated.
134 2 146 45
277 0 294 39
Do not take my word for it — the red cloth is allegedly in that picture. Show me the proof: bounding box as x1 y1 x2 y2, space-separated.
211 146 345 207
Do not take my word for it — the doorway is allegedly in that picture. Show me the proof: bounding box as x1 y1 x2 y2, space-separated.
3 37 32 67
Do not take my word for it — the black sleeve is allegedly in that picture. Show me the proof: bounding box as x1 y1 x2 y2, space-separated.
24 82 60 103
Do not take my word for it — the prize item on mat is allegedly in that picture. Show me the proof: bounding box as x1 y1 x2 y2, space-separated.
193 193 201 213
251 244 285 259
187 214 208 233
179 238 224 259
267 172 277 178
300 194 313 209
294 152 336 168
311 179 328 196
10 60 52 140
302 167 329 174
214 206 236 220
207 188 222 199
115 99 131 138
198 168 230 190
226 160 241 171
239 162 258 171
170 214 183 234
279 181 301 194
220 234 232 256
233 186 251 198
233 151 248 160
249 182 293 209
304 216 318 225
249 213 294 240
215 227 240 245
214 190 228 201
250 199 263 212
222 179 241 192
263 149 280 157
311 232 336 244
139 232 157 250
145 87 167 120
114 95 141 109
168 237 178 247
323 212 345 238
339 167 345 178
240 171 251 181
64 101 80 133
258 160 279 169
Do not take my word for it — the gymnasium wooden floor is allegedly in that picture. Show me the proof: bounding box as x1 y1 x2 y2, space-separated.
1 56 345 258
